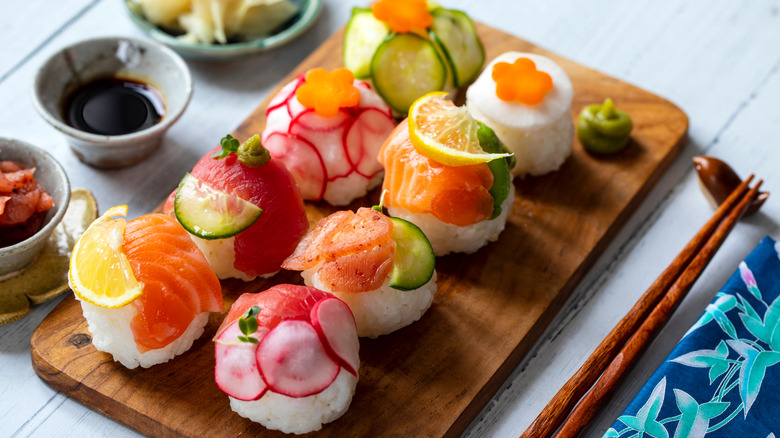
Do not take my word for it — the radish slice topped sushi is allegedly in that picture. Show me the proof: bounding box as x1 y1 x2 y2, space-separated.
261 67 396 206
214 284 359 435
164 134 309 281
466 52 574 177
282 206 437 338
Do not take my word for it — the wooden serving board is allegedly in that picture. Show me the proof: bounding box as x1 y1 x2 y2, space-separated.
31 23 687 437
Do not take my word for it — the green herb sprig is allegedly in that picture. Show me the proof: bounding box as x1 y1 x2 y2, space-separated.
213 134 240 159
237 306 261 344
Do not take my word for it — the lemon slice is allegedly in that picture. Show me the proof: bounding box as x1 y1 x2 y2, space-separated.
408 92 511 166
68 205 143 308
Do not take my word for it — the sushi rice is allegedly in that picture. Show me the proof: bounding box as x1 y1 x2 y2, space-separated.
229 368 358 435
189 235 276 281
467 52 574 177
79 299 209 369
303 269 438 339
387 184 515 257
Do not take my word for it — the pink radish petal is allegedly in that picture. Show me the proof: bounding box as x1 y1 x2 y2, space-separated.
292 109 351 133
215 322 269 401
345 108 396 178
264 132 327 201
256 320 340 398
310 297 360 377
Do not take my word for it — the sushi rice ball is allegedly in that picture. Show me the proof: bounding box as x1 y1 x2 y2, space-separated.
214 284 359 435
467 52 574 177
262 67 396 206
283 207 437 338
377 93 515 256
163 134 309 281
68 206 223 369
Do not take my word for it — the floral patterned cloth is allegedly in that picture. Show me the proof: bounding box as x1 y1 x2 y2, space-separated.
606 236 780 438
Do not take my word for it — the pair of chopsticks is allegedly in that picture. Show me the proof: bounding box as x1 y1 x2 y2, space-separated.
521 175 764 438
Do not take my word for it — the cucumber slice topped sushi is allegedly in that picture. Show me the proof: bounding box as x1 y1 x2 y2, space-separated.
430 8 485 87
388 217 435 291
371 33 447 114
343 8 390 79
174 172 263 240
477 122 513 220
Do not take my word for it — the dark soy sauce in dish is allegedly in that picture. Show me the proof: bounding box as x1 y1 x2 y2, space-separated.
63 77 165 136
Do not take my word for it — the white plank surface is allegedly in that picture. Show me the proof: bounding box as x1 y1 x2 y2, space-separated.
1 0 779 437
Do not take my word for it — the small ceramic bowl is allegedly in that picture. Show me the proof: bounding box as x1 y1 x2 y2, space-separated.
123 0 322 60
32 36 193 168
0 138 71 278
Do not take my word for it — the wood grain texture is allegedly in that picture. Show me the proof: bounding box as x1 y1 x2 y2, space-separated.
30 22 688 438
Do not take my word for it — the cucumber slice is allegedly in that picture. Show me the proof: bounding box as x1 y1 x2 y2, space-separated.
174 173 262 240
371 33 447 114
430 9 485 87
388 217 435 291
476 122 512 220
343 7 389 79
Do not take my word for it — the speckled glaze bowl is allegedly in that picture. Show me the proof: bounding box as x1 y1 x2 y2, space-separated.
0 138 70 278
32 36 192 168
123 0 322 60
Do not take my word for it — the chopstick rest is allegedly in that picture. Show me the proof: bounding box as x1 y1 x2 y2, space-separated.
606 236 780 438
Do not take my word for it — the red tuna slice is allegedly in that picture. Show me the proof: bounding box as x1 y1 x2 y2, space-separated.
289 112 353 179
263 132 327 201
256 319 340 397
310 298 359 376
190 147 309 278
215 321 269 400
345 108 396 178
0 181 47 226
216 284 331 338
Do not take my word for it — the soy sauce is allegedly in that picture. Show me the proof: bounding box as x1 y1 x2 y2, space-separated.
63 77 165 136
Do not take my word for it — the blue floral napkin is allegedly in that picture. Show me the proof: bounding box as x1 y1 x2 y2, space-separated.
606 236 780 438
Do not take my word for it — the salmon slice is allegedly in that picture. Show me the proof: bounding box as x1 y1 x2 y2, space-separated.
123 214 223 352
283 207 396 293
0 166 35 192
378 120 495 227
0 180 54 226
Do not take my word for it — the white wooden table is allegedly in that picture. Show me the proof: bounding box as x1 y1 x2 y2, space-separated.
2 0 779 436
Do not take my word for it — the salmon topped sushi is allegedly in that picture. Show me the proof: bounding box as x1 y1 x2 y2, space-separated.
378 93 515 256
283 206 437 338
68 206 223 369
214 284 359 435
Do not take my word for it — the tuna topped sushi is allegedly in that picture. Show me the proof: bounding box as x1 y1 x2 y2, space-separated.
262 67 396 206
378 92 515 256
214 284 359 435
467 52 574 177
164 134 309 281
68 206 223 369
282 206 436 338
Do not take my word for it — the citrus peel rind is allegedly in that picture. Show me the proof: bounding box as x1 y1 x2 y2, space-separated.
407 92 511 166
68 204 143 309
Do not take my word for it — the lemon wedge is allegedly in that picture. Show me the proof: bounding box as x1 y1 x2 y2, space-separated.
68 205 142 308
408 92 511 166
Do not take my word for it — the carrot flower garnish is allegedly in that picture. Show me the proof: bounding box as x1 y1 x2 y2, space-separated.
295 68 361 118
492 57 553 105
372 0 433 34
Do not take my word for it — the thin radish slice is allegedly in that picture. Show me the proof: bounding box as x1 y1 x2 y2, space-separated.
256 320 340 398
292 109 351 133
346 108 396 177
310 297 360 376
263 132 327 201
289 115 353 179
214 322 269 401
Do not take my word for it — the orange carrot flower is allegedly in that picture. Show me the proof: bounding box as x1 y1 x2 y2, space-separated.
491 57 553 105
372 0 433 34
295 68 361 118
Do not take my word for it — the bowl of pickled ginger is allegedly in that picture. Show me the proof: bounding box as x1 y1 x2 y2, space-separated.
124 0 322 60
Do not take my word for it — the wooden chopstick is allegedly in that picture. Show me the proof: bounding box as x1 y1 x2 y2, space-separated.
520 175 759 438
554 178 763 437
